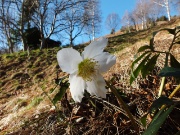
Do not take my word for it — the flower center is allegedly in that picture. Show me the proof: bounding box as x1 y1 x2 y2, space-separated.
78 58 97 81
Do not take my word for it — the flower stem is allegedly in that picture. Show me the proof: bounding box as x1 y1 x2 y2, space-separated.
168 84 180 99
158 77 165 97
160 84 180 110
106 81 139 133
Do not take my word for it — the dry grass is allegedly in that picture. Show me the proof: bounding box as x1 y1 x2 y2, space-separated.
0 19 180 134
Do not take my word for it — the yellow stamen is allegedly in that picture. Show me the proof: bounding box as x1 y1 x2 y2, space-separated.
78 58 97 81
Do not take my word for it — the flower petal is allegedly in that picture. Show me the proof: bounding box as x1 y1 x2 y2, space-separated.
69 73 85 102
82 37 108 59
86 75 107 98
94 52 116 73
57 48 82 74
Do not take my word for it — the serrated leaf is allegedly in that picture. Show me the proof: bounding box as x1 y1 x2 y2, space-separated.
142 105 175 135
130 53 151 84
149 96 174 113
170 54 180 68
141 54 159 78
159 67 180 77
53 82 69 104
138 45 152 53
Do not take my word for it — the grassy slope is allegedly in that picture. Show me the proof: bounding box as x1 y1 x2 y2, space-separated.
0 18 180 134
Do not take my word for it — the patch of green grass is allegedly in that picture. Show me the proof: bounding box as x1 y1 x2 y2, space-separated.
2 53 15 63
116 43 133 51
27 96 43 109
18 51 27 58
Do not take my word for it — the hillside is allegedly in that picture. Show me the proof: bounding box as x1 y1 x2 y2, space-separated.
0 19 180 135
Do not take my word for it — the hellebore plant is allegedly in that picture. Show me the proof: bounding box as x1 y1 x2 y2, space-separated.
57 37 116 102
57 37 139 132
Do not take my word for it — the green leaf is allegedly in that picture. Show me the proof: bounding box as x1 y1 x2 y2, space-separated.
131 52 150 69
149 38 154 51
162 28 176 35
141 54 160 78
142 105 175 135
130 53 151 84
153 31 158 37
149 96 174 113
174 131 180 135
138 45 152 53
53 81 69 104
141 114 148 127
170 54 180 68
159 67 180 77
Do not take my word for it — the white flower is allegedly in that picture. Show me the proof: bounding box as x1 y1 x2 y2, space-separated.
57 37 116 102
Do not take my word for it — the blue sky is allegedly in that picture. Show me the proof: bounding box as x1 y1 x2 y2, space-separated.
76 0 136 44
75 0 178 45
100 0 136 36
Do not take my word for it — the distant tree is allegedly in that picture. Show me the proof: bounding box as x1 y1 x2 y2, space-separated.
106 13 120 34
24 27 41 49
121 10 131 33
31 0 78 49
83 0 101 41
62 0 88 46
156 15 168 21
0 0 38 52
128 10 139 31
0 0 19 53
151 0 171 21
134 0 150 30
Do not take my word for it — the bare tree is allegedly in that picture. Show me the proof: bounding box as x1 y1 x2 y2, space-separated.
148 0 163 23
83 0 101 41
151 0 171 21
0 0 39 52
106 13 120 33
0 0 18 53
134 0 150 30
62 0 88 46
31 0 68 49
121 10 131 33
